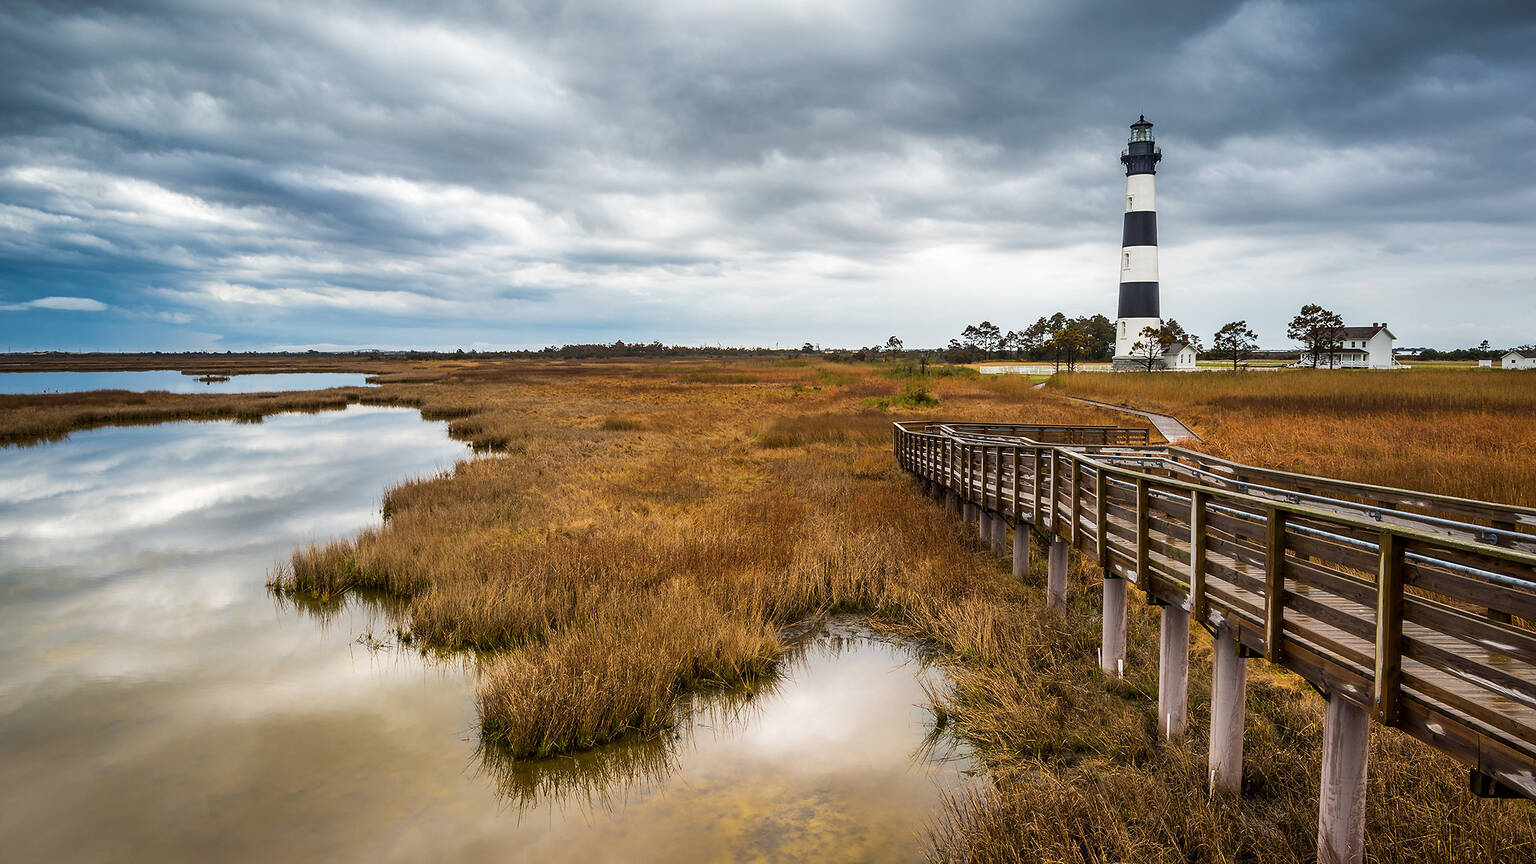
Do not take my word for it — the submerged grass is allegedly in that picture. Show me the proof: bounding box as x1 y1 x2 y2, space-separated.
12 355 1532 860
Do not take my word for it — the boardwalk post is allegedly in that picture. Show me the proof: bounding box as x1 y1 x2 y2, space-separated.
1158 601 1190 739
1013 519 1031 580
1317 695 1370 864
1047 535 1068 613
1209 622 1248 794
895 419 1536 820
1101 574 1127 676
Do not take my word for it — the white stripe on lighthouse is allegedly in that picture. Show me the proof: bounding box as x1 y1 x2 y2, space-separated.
1125 174 1156 212
1120 245 1159 283
1115 316 1162 358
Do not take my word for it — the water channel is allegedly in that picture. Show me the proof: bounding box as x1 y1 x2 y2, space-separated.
0 404 975 861
0 370 375 394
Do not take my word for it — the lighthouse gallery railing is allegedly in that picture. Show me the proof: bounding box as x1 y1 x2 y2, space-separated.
893 420 1536 799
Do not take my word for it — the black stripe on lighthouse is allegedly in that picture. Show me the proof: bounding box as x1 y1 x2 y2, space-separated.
1118 282 1160 318
1122 211 1157 247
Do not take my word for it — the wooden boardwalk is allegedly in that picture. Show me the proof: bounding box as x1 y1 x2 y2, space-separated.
894 420 1536 862
1049 393 1204 443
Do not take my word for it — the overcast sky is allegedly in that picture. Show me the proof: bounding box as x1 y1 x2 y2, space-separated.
1 0 1533 352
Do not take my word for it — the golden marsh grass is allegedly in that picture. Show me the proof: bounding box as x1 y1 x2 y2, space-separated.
1051 368 1536 506
6 355 1532 860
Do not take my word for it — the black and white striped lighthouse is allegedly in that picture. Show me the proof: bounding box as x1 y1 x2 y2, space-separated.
1113 115 1162 365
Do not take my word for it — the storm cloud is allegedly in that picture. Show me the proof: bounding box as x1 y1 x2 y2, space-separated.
1 0 1532 350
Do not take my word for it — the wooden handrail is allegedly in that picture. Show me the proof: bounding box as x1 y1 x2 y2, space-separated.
894 420 1536 802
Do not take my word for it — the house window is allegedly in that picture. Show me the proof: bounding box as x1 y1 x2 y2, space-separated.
1123 252 1131 269
1127 196 1133 209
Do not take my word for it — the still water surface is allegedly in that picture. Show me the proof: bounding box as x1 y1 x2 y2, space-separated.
0 406 974 861
0 370 374 393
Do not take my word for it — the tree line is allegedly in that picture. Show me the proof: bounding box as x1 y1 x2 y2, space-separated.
940 314 1203 371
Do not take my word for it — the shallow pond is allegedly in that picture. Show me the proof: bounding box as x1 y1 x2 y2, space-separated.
0 370 374 394
0 406 974 862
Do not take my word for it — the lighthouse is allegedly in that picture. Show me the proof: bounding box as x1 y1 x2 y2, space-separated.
1113 115 1163 368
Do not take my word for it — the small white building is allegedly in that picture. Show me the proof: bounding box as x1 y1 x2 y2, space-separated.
1501 350 1536 370
1299 322 1395 369
1159 341 1198 370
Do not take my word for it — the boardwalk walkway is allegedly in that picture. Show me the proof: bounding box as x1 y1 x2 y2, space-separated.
894 420 1536 863
1050 392 1203 443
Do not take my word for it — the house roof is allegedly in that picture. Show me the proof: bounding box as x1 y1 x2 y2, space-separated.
1338 325 1392 339
1504 350 1535 359
1165 341 1195 353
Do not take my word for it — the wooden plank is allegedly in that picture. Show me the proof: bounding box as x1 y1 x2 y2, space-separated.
1265 506 1287 664
1283 524 1380 575
1402 635 1536 712
1070 458 1082 547
1284 555 1376 608
1375 531 1405 725
1285 589 1376 644
1205 507 1268 545
1403 595 1536 668
1095 466 1110 568
994 445 1003 511
1012 445 1021 523
1401 668 1536 747
1192 490 1208 621
1206 531 1266 573
1032 448 1043 523
1402 554 1536 622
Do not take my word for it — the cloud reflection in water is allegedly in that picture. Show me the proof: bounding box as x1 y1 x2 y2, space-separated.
0 408 976 863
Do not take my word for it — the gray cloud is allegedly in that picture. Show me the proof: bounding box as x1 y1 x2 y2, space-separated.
0 0 1533 350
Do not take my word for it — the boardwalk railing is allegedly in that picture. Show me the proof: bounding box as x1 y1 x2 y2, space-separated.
894 420 1536 864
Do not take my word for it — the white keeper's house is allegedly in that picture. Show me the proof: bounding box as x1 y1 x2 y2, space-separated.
1161 340 1199 370
1299 322 1397 369
1501 350 1536 370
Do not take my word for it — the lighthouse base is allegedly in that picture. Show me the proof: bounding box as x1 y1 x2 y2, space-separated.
1112 355 1158 372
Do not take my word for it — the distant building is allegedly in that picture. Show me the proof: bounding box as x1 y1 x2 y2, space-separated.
1299 322 1396 369
1501 350 1536 370
1160 341 1198 370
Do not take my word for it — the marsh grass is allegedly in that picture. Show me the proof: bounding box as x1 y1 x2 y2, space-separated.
15 355 1528 860
867 382 940 410
755 411 894 448
600 414 646 431
1050 369 1536 506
